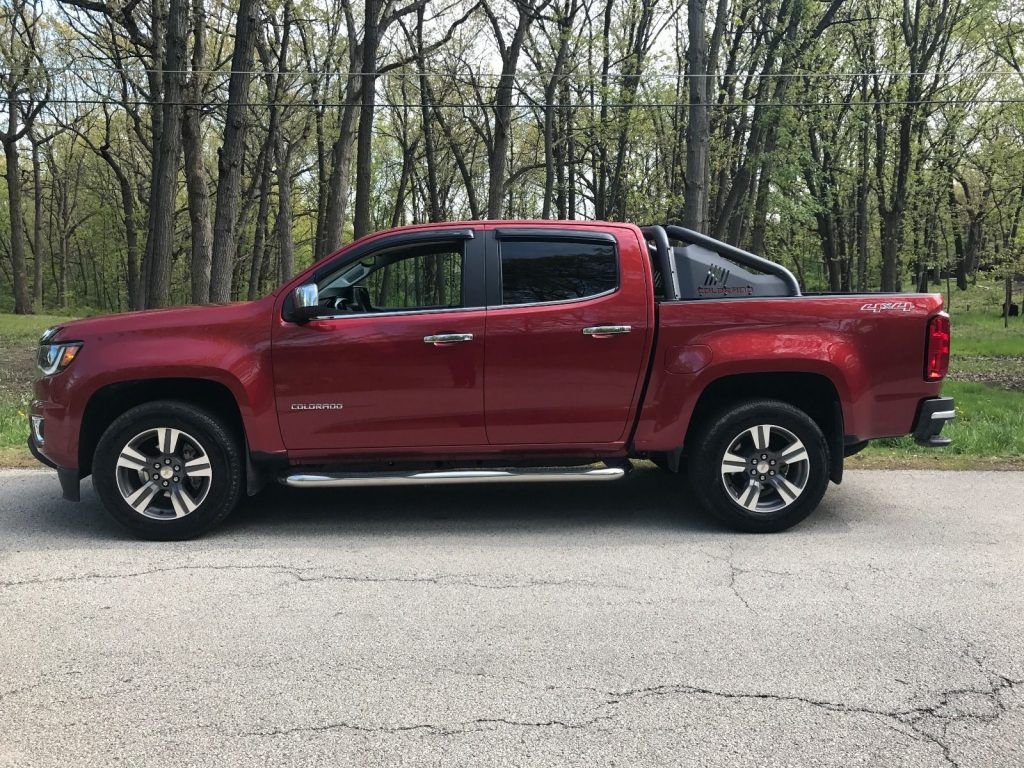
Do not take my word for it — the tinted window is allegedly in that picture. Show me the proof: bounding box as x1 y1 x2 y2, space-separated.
365 248 462 310
500 240 618 305
318 243 463 313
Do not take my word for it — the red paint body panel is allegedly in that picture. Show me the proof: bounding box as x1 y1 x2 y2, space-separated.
482 224 654 445
272 311 487 449
31 298 283 469
632 294 945 451
28 219 948 477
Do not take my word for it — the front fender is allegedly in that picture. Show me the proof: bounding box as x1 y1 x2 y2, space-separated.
39 305 283 469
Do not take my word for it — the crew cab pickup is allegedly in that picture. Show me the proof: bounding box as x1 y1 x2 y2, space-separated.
28 221 953 539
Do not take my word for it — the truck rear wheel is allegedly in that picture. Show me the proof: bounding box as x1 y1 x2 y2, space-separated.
92 401 243 540
687 399 829 532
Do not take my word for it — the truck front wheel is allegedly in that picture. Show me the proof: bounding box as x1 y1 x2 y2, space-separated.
687 400 830 532
92 401 243 540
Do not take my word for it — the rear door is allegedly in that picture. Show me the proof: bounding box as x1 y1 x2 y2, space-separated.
483 226 652 445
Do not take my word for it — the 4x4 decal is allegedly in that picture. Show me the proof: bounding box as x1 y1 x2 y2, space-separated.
859 301 915 313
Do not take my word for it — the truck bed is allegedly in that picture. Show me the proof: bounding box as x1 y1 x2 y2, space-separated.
632 292 945 452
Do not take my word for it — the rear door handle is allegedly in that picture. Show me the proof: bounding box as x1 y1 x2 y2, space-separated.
582 325 631 337
424 333 474 344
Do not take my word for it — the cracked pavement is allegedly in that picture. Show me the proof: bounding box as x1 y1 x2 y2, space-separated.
1 468 1022 767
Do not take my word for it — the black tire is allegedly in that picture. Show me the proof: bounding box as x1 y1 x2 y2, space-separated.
687 399 830 533
92 400 243 540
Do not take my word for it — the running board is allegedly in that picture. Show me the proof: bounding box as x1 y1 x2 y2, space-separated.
280 465 627 488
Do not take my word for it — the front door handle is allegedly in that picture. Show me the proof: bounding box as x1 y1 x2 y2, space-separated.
424 333 474 345
582 325 632 337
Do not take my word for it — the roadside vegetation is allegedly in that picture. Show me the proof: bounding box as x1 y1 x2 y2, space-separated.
852 281 1024 469
0 313 79 466
1 281 1019 469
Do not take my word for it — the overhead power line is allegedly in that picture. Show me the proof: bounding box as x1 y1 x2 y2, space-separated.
34 97 1024 109
6 65 1024 81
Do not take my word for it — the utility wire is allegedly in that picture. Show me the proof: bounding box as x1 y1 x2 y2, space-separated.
33 97 1024 109
6 66 1024 80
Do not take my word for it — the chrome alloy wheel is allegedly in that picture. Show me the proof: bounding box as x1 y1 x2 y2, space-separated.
114 428 213 520
719 424 810 515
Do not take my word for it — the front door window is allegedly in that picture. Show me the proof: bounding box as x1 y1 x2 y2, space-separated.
316 243 464 315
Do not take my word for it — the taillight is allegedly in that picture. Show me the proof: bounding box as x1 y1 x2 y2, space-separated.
925 313 950 381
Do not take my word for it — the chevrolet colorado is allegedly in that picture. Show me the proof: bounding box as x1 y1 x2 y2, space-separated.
28 221 953 539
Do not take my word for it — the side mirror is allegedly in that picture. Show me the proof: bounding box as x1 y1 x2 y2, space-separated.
291 283 322 322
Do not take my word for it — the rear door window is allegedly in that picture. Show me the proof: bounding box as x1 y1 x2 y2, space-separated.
499 239 618 305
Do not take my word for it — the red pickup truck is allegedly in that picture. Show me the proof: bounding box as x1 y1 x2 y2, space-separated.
28 221 953 539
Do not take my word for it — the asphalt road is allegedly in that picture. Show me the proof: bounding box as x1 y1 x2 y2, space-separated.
1 468 1022 768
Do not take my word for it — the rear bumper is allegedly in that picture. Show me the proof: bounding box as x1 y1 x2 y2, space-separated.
912 396 955 447
28 434 80 501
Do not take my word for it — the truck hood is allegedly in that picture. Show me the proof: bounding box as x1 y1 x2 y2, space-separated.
52 299 274 342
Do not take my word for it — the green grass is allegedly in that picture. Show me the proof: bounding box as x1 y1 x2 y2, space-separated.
951 314 1024 358
0 313 81 342
0 314 79 467
856 380 1024 466
0 284 1021 469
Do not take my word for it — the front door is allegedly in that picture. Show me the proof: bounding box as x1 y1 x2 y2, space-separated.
272 232 487 452
483 228 651 445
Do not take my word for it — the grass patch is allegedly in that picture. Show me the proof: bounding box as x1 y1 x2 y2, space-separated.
951 314 1024 358
0 314 79 464
856 380 1024 468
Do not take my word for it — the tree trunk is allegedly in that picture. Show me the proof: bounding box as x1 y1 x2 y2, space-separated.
272 4 295 283
322 95 360 255
593 0 613 220
417 5 442 222
682 0 708 231
855 95 870 291
1005 276 1012 330
182 0 212 304
880 211 901 292
352 0 382 239
608 0 655 220
92 139 141 310
209 0 260 302
3 135 33 314
487 4 532 219
182 107 212 304
31 136 44 308
541 10 572 219
248 139 272 300
750 157 773 255
144 0 188 308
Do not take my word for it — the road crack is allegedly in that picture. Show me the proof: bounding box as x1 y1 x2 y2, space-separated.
243 713 615 739
0 563 630 592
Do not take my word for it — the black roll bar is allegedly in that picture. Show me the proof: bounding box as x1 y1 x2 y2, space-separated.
640 225 681 301
661 224 801 297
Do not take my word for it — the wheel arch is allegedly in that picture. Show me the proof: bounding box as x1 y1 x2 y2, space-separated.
684 371 845 484
79 378 246 477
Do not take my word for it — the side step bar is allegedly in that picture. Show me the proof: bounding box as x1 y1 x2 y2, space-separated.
280 465 627 488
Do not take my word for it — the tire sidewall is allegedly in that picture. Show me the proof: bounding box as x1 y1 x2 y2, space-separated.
93 402 242 539
690 401 830 533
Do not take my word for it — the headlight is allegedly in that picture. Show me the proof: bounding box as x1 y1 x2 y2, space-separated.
38 342 82 375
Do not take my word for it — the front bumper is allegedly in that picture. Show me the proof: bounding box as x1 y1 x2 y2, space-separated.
27 433 80 501
912 396 956 447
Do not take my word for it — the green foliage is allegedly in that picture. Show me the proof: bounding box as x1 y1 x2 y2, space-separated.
0 313 78 465
0 0 1022 325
